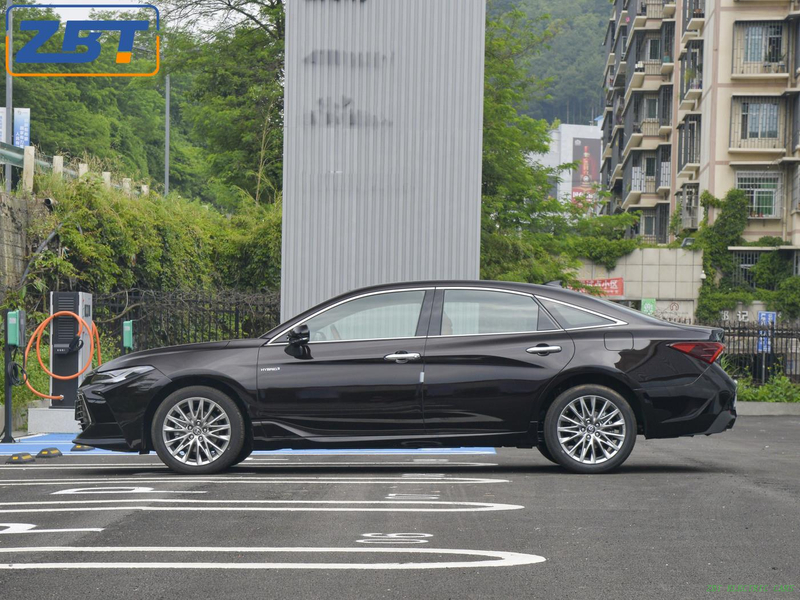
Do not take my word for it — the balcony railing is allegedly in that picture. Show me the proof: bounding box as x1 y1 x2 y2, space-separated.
732 22 788 76
632 0 666 21
729 96 785 151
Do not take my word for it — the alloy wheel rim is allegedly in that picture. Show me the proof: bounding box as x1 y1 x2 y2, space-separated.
162 397 231 466
557 395 626 465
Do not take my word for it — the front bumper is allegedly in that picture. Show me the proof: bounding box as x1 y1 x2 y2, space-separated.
641 363 737 439
72 368 171 452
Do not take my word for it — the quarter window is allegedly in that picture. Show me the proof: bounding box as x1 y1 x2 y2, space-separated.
441 290 545 335
303 291 425 342
539 298 617 329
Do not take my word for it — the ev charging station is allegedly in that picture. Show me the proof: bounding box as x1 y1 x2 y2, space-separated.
3 308 26 442
48 291 93 409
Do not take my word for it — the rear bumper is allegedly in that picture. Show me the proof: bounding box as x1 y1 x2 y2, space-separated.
641 363 737 439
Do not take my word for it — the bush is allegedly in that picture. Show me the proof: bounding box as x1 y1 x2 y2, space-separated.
736 375 800 403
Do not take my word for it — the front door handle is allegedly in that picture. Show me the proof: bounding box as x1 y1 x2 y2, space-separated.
526 345 562 356
384 352 421 363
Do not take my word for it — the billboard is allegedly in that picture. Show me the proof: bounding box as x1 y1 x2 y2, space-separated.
571 137 601 202
13 108 30 148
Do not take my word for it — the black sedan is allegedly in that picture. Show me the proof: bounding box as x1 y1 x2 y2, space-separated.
75 281 736 474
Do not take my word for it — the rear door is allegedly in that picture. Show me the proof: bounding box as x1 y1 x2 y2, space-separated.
421 287 575 436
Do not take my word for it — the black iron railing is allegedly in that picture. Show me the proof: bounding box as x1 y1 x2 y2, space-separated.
93 290 281 354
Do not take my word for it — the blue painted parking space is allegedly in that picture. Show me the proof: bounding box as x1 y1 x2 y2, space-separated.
0 434 496 456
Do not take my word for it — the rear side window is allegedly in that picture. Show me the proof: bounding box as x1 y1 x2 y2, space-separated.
538 298 617 330
442 290 541 335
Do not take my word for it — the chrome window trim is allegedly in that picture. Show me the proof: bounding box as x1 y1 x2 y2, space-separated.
267 287 434 345
431 286 567 338
534 295 628 330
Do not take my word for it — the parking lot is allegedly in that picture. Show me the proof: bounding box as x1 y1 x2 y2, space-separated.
0 416 797 599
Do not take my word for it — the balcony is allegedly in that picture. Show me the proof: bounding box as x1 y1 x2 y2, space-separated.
679 41 703 110
659 85 673 135
683 0 705 33
729 96 786 156
736 170 784 219
656 146 672 193
680 184 699 230
677 114 701 178
732 22 789 80
624 152 658 207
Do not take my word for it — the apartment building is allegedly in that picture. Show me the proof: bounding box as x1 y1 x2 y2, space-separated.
601 0 800 279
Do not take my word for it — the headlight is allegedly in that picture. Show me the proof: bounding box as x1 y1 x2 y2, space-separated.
91 365 154 384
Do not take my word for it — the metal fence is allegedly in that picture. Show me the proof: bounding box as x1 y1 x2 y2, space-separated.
93 290 281 354
663 319 800 385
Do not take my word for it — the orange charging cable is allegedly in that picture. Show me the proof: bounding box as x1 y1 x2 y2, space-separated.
23 310 103 400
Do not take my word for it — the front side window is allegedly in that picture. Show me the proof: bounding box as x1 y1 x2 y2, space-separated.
645 98 658 120
647 38 660 61
539 298 618 330
441 290 550 335
303 291 425 342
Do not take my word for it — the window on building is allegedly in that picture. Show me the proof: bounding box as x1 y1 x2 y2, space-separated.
736 171 782 218
643 213 656 235
647 38 661 61
645 156 656 177
744 23 783 63
645 98 658 120
741 101 778 139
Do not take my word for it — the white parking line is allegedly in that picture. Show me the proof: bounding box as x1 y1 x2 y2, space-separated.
52 487 207 495
0 524 104 535
0 546 546 570
0 499 523 513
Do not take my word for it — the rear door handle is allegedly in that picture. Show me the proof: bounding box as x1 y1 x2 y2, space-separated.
384 352 421 363
526 345 562 355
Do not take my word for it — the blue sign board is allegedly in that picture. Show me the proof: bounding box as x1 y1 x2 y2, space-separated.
13 108 30 148
757 311 776 353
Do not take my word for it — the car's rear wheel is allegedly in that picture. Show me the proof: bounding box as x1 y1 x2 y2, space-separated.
544 384 636 474
152 386 245 474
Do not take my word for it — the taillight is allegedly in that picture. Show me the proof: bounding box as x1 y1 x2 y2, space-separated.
669 342 725 364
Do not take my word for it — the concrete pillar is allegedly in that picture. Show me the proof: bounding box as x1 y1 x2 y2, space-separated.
102 172 111 188
141 184 149 196
22 146 34 193
122 178 131 194
52 155 63 179
78 163 88 178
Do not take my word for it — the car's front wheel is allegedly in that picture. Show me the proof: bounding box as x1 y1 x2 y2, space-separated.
152 385 245 474
544 384 636 474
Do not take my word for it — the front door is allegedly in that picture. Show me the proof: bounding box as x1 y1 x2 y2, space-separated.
255 289 433 443
422 288 575 437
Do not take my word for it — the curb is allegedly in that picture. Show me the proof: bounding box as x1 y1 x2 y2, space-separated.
737 402 800 416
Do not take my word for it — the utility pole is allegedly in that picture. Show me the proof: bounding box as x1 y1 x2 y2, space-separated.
164 73 170 195
5 1 13 192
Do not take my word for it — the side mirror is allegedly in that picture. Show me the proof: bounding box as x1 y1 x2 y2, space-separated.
287 324 310 346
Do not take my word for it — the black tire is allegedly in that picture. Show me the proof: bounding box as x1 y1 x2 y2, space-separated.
151 385 245 475
230 436 253 467
544 384 637 474
536 440 559 464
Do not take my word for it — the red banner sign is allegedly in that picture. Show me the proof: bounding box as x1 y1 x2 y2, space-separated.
579 278 624 297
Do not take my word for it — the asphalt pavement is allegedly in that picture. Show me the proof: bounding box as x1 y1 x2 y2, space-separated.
0 416 797 599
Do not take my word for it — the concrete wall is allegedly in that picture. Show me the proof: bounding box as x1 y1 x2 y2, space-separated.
281 0 486 320
578 247 704 319
0 193 32 291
